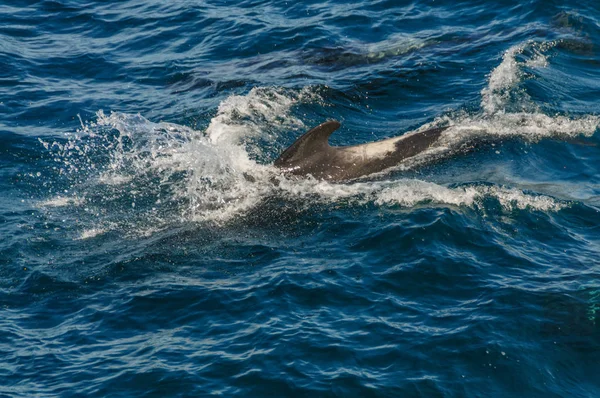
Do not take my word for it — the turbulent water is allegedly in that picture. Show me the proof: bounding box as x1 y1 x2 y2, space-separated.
2 0 600 396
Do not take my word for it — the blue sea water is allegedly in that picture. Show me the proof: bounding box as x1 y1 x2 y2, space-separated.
2 0 600 396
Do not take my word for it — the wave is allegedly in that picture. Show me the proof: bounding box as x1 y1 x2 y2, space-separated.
38 40 597 236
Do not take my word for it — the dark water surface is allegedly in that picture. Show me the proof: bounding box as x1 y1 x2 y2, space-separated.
2 0 600 396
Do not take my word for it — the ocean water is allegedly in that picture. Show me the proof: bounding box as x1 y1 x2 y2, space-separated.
2 0 600 396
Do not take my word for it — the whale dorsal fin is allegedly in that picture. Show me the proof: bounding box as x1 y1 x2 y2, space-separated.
275 120 341 165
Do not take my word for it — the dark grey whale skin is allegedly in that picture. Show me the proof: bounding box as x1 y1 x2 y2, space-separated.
274 121 447 181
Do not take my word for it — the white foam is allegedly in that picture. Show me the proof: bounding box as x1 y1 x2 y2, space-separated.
438 111 599 144
274 177 566 212
97 174 132 185
40 87 319 229
39 196 85 207
413 40 599 162
481 45 523 115
480 41 557 115
38 42 597 233
206 87 303 146
375 182 565 211
77 228 107 240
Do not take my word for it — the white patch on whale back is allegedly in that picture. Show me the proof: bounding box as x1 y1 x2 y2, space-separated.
339 130 432 160
340 135 401 160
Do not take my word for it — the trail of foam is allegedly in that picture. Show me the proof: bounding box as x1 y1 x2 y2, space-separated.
375 182 565 211
438 111 599 144
408 40 599 165
275 178 567 212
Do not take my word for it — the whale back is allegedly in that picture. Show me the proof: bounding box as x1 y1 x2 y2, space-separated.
275 121 446 181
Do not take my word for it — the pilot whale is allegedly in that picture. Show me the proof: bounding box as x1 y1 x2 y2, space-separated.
274 120 447 181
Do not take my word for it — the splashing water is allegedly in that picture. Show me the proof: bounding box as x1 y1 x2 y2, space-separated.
480 40 557 115
39 88 313 234
420 40 599 159
38 40 597 237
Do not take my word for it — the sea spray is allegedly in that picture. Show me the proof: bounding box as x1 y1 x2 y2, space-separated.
37 41 597 236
